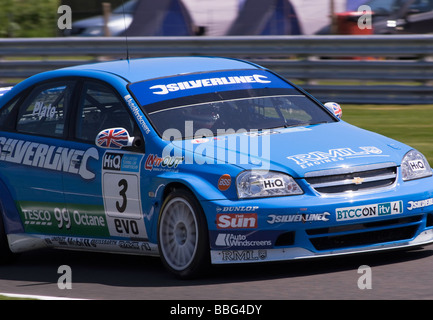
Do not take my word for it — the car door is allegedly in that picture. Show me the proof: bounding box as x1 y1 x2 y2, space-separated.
62 80 148 241
0 80 75 236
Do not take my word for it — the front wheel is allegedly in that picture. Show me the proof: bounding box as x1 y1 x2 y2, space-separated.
158 189 210 279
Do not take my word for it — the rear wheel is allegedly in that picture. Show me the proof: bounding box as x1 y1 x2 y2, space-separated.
158 189 210 279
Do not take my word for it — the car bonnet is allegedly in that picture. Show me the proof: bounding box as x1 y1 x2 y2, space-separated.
171 120 408 178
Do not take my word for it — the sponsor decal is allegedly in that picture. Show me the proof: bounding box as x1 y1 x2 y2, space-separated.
407 198 433 211
149 74 271 95
124 95 150 134
216 213 258 229
103 153 141 172
102 152 147 239
218 174 232 191
18 202 109 237
129 69 292 106
287 146 384 169
261 177 285 191
408 159 427 172
215 234 272 248
336 201 403 221
244 130 281 137
267 212 330 224
0 137 98 180
216 206 259 213
103 153 123 171
144 154 183 171
45 236 155 252
221 250 267 262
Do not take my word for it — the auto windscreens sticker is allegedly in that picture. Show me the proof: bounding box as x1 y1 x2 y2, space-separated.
129 69 292 106
0 137 99 180
124 94 151 134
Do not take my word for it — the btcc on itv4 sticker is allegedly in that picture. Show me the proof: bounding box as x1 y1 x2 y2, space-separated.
336 201 403 222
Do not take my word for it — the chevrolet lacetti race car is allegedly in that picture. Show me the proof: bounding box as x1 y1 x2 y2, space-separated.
0 57 432 278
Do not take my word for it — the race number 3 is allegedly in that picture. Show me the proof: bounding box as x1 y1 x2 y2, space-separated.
116 179 128 213
101 152 147 238
103 173 142 220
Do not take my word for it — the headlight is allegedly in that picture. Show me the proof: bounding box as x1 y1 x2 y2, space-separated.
401 149 432 181
236 170 303 199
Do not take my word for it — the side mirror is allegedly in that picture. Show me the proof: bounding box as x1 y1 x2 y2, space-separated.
324 102 342 119
95 128 135 149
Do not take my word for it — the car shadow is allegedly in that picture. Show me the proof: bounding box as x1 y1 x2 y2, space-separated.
1 246 432 289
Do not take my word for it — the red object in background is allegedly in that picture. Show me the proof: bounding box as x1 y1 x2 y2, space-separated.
335 12 373 35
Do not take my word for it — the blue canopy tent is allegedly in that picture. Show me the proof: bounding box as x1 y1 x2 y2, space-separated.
227 0 301 35
122 0 195 36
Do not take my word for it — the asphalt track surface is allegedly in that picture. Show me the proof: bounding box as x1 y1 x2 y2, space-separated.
1 245 433 300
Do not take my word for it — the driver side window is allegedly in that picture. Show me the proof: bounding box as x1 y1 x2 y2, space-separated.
75 81 136 144
16 81 73 137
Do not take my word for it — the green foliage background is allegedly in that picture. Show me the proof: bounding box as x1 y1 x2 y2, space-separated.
0 0 60 37
343 104 433 166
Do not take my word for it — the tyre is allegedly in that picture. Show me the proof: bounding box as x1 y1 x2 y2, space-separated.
158 189 210 279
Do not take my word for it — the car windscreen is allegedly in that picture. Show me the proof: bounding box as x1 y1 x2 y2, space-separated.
128 70 337 140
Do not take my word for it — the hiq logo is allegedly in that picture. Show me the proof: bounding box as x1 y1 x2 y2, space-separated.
262 178 285 190
409 160 425 171
103 153 123 171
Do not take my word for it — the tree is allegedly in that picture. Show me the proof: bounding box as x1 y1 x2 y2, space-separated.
0 0 60 37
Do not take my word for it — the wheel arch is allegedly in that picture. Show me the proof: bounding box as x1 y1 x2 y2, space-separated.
0 178 24 235
158 181 208 226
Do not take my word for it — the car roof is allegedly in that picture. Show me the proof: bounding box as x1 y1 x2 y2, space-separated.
63 56 261 83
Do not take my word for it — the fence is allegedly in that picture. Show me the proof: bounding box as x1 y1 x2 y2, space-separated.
1 35 433 104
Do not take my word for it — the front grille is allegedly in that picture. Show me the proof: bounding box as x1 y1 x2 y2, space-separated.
305 162 397 194
307 215 422 251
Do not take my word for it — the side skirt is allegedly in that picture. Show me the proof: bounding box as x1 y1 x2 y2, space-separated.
7 234 159 256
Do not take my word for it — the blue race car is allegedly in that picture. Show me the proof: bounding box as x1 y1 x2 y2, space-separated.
0 57 432 278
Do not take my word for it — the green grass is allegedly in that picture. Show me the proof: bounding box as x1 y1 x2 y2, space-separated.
342 104 433 165
0 294 36 300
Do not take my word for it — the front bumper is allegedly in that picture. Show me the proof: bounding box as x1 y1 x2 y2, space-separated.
202 176 433 265
211 228 433 264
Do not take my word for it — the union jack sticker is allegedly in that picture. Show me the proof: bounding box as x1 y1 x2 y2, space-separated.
96 128 132 149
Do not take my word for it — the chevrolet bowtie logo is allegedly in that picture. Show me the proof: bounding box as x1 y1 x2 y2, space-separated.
352 177 365 185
